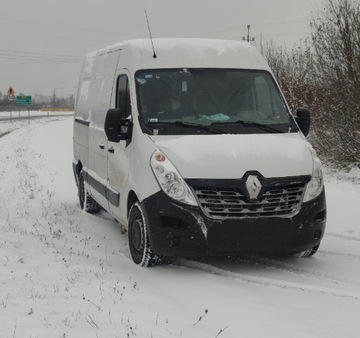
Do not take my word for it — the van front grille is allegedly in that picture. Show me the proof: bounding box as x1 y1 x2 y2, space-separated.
188 177 308 219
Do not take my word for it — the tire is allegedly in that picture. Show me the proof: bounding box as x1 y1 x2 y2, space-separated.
78 170 101 214
128 202 162 267
294 243 320 258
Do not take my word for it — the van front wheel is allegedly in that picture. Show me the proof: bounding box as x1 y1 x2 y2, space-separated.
78 170 101 214
293 243 320 258
128 202 162 267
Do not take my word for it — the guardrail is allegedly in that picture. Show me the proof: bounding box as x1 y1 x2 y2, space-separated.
0 110 74 123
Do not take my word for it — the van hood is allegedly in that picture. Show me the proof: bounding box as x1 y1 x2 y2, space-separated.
149 133 314 179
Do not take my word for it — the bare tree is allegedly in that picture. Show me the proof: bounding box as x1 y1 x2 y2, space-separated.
260 0 360 166
260 39 314 114
310 0 360 165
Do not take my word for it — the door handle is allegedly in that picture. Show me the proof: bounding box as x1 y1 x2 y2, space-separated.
99 143 105 149
108 146 114 153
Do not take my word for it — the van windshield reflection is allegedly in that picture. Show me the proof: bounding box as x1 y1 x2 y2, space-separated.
136 68 294 135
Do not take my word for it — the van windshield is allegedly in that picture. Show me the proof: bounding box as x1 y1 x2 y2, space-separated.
136 68 296 135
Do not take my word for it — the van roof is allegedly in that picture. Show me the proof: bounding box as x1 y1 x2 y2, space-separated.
86 38 271 72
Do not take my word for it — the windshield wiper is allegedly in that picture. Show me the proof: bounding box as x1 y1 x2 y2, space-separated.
175 121 228 134
149 120 227 134
212 119 284 133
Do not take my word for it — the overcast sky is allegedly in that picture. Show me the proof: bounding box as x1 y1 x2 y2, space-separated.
0 0 323 97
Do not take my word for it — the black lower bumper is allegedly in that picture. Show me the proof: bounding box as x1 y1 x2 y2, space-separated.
142 190 326 257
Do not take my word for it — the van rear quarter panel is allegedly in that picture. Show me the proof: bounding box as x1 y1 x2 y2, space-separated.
76 49 121 127
74 49 121 199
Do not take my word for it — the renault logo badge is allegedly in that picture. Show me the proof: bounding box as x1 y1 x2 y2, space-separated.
245 175 262 200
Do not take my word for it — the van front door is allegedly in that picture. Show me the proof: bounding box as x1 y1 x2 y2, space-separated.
106 73 132 225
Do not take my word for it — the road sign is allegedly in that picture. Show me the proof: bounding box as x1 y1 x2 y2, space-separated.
7 94 15 101
16 95 32 105
7 86 15 95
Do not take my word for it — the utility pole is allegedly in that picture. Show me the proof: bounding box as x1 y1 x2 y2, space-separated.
243 25 255 43
52 87 64 106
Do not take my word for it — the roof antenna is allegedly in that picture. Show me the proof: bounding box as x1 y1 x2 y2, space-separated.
144 9 157 58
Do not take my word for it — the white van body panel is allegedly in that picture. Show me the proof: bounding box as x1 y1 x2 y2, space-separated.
73 38 326 261
74 37 312 211
150 133 313 179
74 48 121 208
107 122 160 224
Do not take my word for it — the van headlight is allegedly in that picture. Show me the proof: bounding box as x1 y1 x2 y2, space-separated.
150 151 198 206
303 157 324 202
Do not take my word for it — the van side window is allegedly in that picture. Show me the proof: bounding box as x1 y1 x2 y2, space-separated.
254 75 287 119
116 75 131 117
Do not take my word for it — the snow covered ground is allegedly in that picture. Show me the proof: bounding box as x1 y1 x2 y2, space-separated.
0 110 73 125
0 116 359 338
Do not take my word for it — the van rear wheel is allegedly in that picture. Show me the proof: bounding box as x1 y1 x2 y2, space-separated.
128 202 162 267
78 170 101 214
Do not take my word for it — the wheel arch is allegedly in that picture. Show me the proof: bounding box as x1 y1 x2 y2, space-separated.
127 190 139 219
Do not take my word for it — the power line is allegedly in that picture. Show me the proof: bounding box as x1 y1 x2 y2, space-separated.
0 27 110 43
0 49 81 58
0 48 83 64
193 20 308 38
251 20 307 27
0 17 308 42
0 55 82 64
0 16 122 36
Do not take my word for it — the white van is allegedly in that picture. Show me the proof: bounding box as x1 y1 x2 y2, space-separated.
73 38 326 267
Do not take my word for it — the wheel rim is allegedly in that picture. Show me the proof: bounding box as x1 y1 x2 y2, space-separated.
128 203 162 267
131 215 144 256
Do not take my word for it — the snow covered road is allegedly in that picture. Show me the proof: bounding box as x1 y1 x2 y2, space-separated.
0 117 359 337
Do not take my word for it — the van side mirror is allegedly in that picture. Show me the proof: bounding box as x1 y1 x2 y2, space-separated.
104 108 133 143
295 107 311 137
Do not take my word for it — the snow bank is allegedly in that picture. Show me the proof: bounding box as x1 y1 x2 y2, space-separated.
0 117 359 337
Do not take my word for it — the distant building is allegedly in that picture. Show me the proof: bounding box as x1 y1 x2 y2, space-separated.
34 94 51 104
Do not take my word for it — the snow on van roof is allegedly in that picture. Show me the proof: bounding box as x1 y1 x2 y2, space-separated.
86 38 270 71
101 38 251 52
125 38 249 51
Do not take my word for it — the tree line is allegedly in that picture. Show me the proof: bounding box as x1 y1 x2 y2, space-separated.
262 0 360 166
0 93 75 112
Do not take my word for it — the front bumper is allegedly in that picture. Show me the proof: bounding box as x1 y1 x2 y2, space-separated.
142 189 326 257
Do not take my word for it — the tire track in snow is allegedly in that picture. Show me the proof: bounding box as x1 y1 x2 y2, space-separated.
326 232 360 242
237 254 360 289
318 250 360 261
0 130 14 138
177 259 360 301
